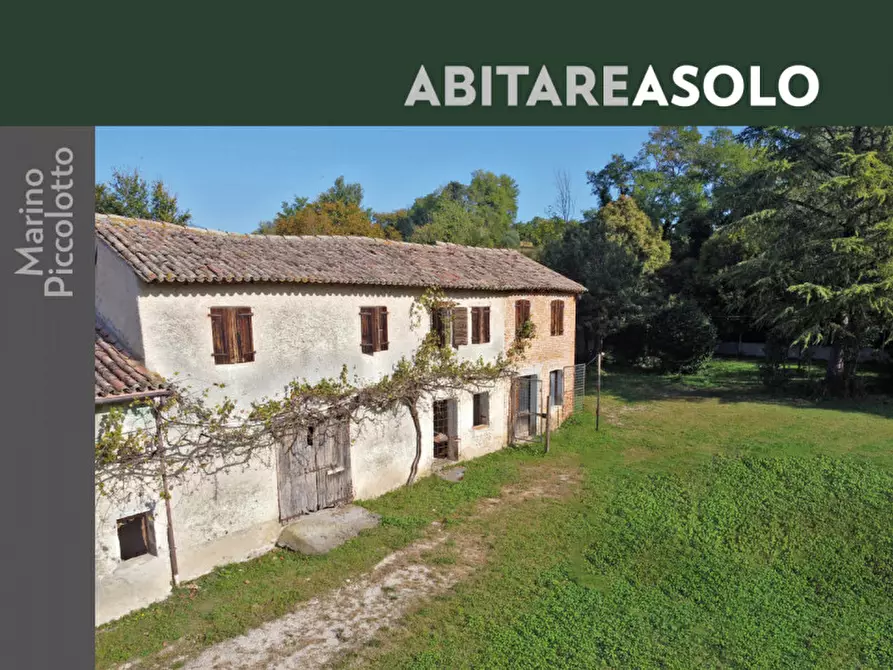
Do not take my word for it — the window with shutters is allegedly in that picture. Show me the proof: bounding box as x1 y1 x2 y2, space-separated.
470 306 491 344
515 299 531 338
473 392 489 427
550 369 564 406
210 307 255 365
360 306 389 354
550 300 565 336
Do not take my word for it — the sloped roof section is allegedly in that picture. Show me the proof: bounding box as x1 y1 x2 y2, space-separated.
95 214 586 294
95 318 168 403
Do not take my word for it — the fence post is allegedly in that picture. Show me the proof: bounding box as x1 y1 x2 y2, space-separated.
596 351 603 432
545 392 552 454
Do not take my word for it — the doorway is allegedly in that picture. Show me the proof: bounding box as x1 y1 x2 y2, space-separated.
432 398 459 460
511 375 539 440
277 417 353 522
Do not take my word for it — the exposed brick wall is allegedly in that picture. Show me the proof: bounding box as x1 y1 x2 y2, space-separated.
503 293 578 431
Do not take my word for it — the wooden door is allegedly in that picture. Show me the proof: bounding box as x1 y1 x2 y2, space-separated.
315 419 352 509
277 417 352 522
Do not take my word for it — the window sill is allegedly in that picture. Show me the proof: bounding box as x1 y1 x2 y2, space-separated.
472 424 490 430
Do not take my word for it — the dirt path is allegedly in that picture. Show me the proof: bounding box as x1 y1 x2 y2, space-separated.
140 466 579 670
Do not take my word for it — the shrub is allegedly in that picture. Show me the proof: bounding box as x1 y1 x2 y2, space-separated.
648 301 717 374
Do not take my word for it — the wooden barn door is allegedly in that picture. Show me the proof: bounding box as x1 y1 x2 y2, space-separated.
277 417 352 522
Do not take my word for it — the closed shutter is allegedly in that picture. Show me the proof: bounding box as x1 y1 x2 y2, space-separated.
360 307 374 354
235 308 255 362
377 307 389 351
482 306 490 343
515 300 530 337
471 308 480 344
452 307 468 347
210 308 230 364
551 300 564 336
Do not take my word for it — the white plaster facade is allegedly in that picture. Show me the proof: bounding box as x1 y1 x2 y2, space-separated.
94 236 576 625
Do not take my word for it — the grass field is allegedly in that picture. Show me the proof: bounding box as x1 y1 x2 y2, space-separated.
95 359 893 669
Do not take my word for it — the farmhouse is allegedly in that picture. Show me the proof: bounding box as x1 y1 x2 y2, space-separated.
94 213 585 624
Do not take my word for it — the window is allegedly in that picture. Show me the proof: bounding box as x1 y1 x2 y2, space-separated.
117 512 157 561
515 300 531 338
473 392 490 427
431 307 469 348
210 307 255 364
306 425 315 446
431 308 449 348
550 300 565 336
550 369 564 407
360 306 389 354
471 306 491 344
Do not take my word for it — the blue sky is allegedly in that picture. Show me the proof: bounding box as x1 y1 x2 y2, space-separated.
96 127 712 234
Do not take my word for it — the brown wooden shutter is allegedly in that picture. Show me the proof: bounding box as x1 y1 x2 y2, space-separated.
452 307 468 347
235 308 255 362
557 301 564 335
210 308 230 364
516 300 530 337
377 307 389 351
471 308 480 344
482 306 490 343
360 307 374 354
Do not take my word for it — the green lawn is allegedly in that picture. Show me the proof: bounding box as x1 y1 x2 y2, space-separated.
96 359 893 669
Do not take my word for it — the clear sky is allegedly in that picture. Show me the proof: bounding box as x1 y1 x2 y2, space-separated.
95 127 719 234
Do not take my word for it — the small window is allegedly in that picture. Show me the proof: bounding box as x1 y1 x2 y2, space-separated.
550 369 564 407
360 307 389 354
550 300 565 336
117 512 157 561
473 392 489 427
306 425 315 446
515 300 531 338
471 307 491 344
210 307 255 364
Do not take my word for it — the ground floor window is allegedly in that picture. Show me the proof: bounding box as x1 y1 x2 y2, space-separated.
473 392 489 427
117 512 157 561
550 369 564 407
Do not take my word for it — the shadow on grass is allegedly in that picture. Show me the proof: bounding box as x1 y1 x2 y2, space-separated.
592 358 893 420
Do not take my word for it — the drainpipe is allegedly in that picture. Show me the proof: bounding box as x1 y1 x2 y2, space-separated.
153 399 179 587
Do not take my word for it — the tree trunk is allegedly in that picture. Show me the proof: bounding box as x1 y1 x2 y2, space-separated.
153 402 179 587
405 400 423 486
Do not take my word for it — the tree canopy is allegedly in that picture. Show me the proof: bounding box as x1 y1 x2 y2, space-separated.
95 168 192 226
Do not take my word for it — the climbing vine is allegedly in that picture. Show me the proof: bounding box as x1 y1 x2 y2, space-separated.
95 288 536 498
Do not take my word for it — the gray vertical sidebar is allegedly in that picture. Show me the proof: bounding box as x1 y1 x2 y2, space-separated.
0 128 95 669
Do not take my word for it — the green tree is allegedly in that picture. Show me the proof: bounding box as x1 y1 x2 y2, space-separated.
597 196 670 273
542 212 659 359
95 168 192 225
725 126 893 394
406 170 521 247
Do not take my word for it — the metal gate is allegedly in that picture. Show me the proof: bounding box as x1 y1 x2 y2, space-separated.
509 374 543 443
570 363 586 413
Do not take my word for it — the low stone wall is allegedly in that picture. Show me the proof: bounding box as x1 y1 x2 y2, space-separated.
714 341 890 363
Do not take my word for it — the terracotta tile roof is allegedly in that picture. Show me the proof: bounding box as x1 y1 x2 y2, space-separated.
95 214 586 294
95 318 168 403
